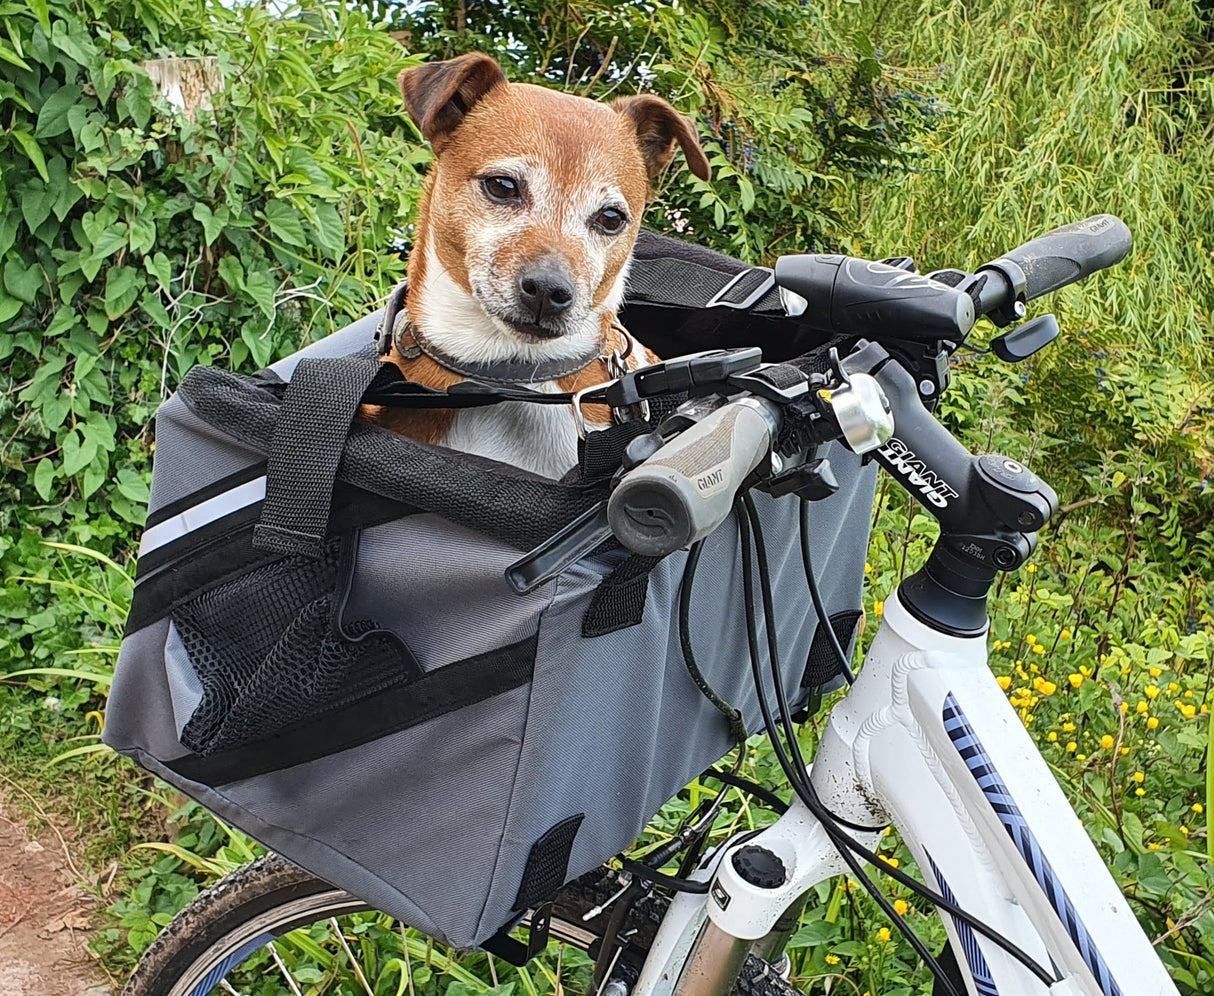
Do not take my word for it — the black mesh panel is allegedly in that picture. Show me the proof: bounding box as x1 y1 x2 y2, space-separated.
176 540 420 755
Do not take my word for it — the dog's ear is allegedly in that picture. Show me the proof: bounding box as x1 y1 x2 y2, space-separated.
399 53 507 149
613 95 711 183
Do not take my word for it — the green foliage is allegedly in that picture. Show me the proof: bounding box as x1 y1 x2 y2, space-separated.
1 0 1212 993
377 0 940 259
822 0 1214 577
0 0 421 752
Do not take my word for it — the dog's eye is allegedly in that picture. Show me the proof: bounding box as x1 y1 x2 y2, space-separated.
593 207 628 234
482 176 522 202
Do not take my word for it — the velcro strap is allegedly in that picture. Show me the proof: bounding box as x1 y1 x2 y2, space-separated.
254 348 386 559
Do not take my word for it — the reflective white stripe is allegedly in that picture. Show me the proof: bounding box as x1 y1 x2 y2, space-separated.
139 476 267 556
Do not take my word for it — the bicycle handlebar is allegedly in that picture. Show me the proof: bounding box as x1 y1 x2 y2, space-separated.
985 214 1132 303
607 398 780 556
772 215 1131 342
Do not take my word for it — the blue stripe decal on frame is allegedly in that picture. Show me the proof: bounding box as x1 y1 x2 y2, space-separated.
188 932 275 996
925 852 1000 996
942 692 1123 996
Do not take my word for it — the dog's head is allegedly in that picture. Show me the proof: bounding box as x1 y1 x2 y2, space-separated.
399 53 710 366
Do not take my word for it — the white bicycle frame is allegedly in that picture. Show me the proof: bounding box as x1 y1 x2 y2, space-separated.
631 590 1180 996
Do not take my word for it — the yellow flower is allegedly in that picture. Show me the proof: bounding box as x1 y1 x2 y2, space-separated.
1076 753 1087 761
1100 734 1115 749
1193 803 1204 814
1030 662 1040 673
877 928 892 943
893 899 909 916
1147 716 1160 730
1068 674 1084 689
874 601 884 617
881 856 900 869
1033 676 1057 696
1180 826 1190 836
1066 741 1077 752
1136 788 1146 797
825 954 841 965
1184 690 1194 699
1026 634 1037 645
1062 721 1076 732
1025 563 1037 574
1120 746 1130 756
1168 682 1179 693
864 562 873 575
1132 771 1145 783
1118 701 1129 713
1145 685 1160 700
1060 628 1072 640
1147 840 1159 848
1032 644 1045 655
1048 731 1058 742
1181 704 1197 719
997 675 1012 691
1136 701 1149 714
1149 667 1163 678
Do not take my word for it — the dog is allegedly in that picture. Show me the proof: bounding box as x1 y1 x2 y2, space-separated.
363 53 710 479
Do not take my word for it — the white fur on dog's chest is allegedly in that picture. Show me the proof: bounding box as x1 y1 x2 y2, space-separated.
443 392 580 480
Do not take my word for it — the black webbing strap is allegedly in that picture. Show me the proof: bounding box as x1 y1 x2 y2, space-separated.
253 348 386 559
627 231 784 314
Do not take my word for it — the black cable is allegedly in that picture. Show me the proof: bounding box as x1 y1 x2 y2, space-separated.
736 497 1058 992
680 540 749 747
798 498 856 685
700 769 789 815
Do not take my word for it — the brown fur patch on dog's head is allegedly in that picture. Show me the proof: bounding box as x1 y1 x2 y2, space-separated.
397 55 709 366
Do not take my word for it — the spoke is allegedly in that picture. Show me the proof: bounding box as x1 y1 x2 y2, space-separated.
218 981 244 996
267 940 304 996
330 917 376 996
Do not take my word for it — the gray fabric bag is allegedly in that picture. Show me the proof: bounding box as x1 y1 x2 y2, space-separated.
104 269 877 951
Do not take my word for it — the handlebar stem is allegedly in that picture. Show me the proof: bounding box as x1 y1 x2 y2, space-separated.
840 341 1059 635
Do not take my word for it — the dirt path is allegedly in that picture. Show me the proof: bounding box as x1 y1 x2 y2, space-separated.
0 789 113 996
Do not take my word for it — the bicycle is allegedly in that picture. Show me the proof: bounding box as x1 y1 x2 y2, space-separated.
119 215 1183 996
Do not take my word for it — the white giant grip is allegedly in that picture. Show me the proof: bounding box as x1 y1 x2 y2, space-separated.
607 399 776 557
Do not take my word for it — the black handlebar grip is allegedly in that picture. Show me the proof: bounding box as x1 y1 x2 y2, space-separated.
607 398 778 557
773 254 976 343
993 215 1132 302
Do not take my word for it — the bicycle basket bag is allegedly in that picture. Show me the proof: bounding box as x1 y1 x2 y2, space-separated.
103 231 878 951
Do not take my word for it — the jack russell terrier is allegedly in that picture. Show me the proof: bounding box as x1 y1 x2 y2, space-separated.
364 53 710 479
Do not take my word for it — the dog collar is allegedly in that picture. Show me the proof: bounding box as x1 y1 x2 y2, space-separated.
375 280 628 385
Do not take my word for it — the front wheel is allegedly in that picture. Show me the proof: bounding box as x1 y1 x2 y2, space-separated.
122 854 800 996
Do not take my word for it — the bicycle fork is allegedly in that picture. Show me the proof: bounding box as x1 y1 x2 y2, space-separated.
650 591 1180 996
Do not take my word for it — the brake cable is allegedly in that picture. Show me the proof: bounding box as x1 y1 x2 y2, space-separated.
737 494 1060 993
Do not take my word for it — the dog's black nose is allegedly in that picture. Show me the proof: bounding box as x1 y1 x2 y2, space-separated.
517 261 575 322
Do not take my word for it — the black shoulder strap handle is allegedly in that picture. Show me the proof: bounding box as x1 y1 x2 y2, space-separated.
253 347 386 559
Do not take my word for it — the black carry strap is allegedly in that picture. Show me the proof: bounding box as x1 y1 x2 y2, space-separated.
253 348 388 559
628 229 784 314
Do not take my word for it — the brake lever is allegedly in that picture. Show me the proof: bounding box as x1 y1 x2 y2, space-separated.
505 503 612 594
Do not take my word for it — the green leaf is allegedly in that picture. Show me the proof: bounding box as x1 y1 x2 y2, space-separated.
243 267 277 320
61 429 98 477
0 211 16 258
33 458 55 502
192 203 228 247
128 213 156 255
26 0 50 34
35 84 82 139
82 210 128 260
104 265 142 318
50 19 97 68
3 258 43 303
0 290 23 325
11 130 50 182
263 199 308 247
308 201 345 260
0 39 32 71
144 251 172 289
217 253 244 292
